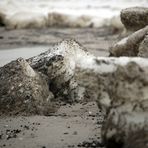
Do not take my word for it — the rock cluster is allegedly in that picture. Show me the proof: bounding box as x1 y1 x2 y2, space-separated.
0 40 87 115
110 7 148 57
100 6 148 148
110 26 148 57
0 6 148 147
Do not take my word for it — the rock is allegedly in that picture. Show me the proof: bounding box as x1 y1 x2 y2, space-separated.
95 57 148 113
96 60 148 148
28 39 102 102
75 69 99 101
123 128 148 148
76 56 148 108
73 56 148 147
138 33 148 57
102 106 148 148
109 25 148 57
28 40 86 102
121 7 148 31
0 58 54 115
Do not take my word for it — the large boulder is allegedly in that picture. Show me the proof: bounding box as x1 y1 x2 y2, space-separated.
28 40 85 102
109 26 148 57
0 58 54 115
102 104 148 148
95 59 148 148
28 39 103 102
121 7 148 31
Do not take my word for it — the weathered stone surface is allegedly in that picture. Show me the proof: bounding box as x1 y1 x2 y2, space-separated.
95 60 148 148
28 40 86 102
102 106 148 148
138 33 148 57
109 26 148 57
123 128 148 148
76 55 148 106
0 58 54 115
121 7 148 31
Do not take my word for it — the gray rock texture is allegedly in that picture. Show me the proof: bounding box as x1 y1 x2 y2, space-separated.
121 7 148 31
110 26 148 57
96 61 148 148
1 38 148 148
0 58 54 115
138 33 148 57
28 40 80 102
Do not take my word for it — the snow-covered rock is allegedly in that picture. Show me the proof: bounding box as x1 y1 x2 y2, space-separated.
96 61 148 148
28 40 84 102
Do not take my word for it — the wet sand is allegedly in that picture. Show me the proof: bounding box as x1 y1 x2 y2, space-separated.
0 27 119 148
0 102 104 148
0 27 119 56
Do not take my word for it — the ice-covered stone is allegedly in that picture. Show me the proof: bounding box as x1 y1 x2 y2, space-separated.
77 56 148 104
96 61 148 148
28 40 87 102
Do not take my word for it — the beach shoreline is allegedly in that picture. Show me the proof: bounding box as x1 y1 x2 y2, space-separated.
0 27 120 66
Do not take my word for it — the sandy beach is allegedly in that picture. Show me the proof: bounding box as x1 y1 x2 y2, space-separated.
0 101 104 148
0 1 147 147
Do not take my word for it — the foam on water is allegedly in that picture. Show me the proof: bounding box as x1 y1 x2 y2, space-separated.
0 0 147 28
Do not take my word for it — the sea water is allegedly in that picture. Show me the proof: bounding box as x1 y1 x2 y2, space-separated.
0 0 147 28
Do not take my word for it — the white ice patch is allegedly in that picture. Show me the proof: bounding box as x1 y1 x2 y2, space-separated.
77 54 148 74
